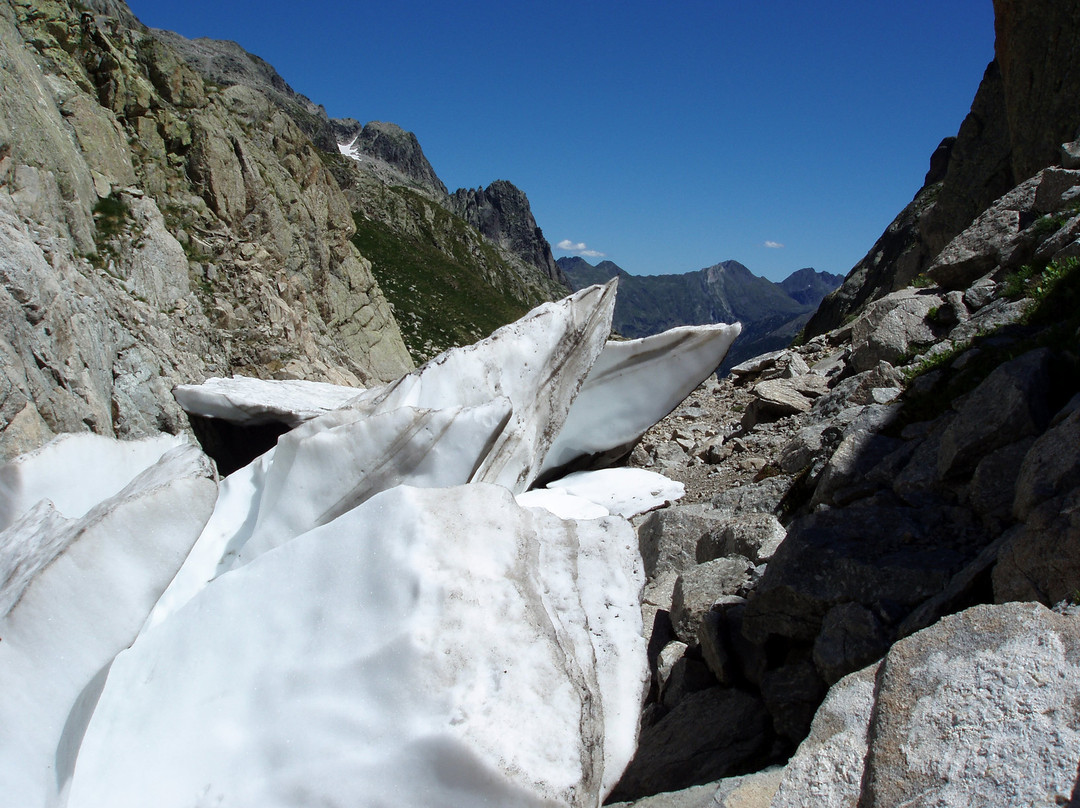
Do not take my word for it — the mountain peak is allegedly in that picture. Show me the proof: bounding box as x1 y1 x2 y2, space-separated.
337 121 448 198
449 182 564 285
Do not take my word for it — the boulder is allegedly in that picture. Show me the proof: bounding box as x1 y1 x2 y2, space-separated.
810 429 902 508
660 654 718 709
743 502 981 644
696 511 787 564
860 603 1080 807
777 423 838 473
966 437 1034 529
671 557 757 642
711 474 792 515
759 352 810 380
606 781 720 808
656 640 690 697
760 658 828 742
637 505 727 578
812 603 890 686
993 487 1080 605
1012 406 1080 520
697 597 747 685
925 174 1041 289
1032 167 1080 213
926 209 1019 288
769 664 879 808
846 290 941 372
936 347 1052 479
740 379 813 429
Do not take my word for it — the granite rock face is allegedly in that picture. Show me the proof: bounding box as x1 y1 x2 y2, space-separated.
339 119 449 198
861 603 1080 807
612 141 1080 799
0 0 414 459
449 179 567 286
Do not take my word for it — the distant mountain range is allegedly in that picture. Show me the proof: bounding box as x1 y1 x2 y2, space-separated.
557 258 843 370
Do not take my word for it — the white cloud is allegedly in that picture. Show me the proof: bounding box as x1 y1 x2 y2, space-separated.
555 239 606 258
764 241 785 249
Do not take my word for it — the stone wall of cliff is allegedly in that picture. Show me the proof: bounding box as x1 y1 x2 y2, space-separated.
804 0 1080 337
0 0 412 460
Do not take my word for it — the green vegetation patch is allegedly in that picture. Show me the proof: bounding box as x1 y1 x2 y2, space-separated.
88 193 133 270
890 255 1080 433
351 208 537 363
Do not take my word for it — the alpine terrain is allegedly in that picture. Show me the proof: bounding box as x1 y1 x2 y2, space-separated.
2 0 1080 806
558 257 843 370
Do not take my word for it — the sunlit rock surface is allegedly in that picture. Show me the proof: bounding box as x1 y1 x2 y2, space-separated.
0 283 741 807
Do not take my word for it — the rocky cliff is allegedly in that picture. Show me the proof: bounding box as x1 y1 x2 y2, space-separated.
450 179 568 287
0 0 574 460
0 0 417 461
805 0 1080 337
147 27 340 152
558 257 842 369
334 118 449 199
152 28 569 364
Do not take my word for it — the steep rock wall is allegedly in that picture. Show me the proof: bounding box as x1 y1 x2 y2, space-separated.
450 180 568 287
805 0 1080 337
0 0 411 460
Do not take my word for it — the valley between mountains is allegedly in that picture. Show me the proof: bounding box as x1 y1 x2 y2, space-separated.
2 0 1080 806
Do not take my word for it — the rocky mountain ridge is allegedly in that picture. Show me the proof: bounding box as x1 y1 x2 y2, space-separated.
558 257 842 370
0 0 416 461
153 24 571 362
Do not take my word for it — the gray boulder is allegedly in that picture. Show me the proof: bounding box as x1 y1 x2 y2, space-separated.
697 598 747 686
637 505 727 579
769 663 879 808
741 379 813 430
937 348 1052 479
812 602 890 686
696 512 786 564
846 290 941 373
671 557 757 642
743 502 980 644
925 174 1040 289
776 602 1080 807
966 437 1035 529
711 475 792 515
993 487 1080 605
860 603 1080 807
1012 406 1080 520
760 658 827 742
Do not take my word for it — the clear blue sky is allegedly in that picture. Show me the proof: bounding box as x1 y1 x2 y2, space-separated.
126 0 995 282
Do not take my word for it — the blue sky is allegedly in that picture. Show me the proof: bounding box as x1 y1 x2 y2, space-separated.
126 0 995 282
